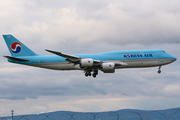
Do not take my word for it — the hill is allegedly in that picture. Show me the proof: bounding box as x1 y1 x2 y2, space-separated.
2 107 180 120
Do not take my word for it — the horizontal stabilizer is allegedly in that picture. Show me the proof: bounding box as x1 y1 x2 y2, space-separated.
4 56 30 62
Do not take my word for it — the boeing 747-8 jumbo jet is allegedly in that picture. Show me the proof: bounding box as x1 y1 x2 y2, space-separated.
3 35 177 78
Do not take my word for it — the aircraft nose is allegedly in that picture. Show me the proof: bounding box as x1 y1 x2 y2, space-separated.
173 58 177 61
171 56 177 62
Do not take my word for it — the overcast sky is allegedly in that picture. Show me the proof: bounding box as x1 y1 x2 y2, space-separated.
0 0 180 117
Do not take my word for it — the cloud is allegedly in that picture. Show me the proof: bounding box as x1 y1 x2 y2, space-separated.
1 95 180 116
2 0 180 49
0 63 180 100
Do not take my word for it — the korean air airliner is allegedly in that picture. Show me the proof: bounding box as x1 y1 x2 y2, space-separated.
3 35 177 78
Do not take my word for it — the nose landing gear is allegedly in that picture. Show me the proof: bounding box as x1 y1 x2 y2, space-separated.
158 66 161 74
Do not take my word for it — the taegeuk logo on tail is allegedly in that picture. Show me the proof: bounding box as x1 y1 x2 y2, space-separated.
11 42 22 53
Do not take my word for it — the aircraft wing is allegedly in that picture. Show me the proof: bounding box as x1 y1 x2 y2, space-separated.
45 49 127 66
45 49 81 62
46 49 101 63
45 49 80 59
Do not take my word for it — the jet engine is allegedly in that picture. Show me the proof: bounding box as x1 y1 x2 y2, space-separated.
102 62 115 73
80 59 94 67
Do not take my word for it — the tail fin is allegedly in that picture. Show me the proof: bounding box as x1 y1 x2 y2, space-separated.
3 34 37 57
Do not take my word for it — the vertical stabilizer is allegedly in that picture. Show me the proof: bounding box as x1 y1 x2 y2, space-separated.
2 35 37 57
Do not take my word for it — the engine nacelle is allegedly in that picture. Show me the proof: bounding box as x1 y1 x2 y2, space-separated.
81 59 94 67
102 62 115 73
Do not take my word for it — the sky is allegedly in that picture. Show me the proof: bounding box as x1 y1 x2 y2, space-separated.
0 0 180 117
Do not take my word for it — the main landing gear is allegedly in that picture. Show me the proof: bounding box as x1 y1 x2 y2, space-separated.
85 70 98 78
158 66 161 74
92 70 98 78
85 71 91 77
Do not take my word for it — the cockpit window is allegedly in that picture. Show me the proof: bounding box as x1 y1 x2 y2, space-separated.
162 51 166 53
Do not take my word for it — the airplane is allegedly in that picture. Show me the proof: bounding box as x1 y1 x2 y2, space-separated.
3 35 177 78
